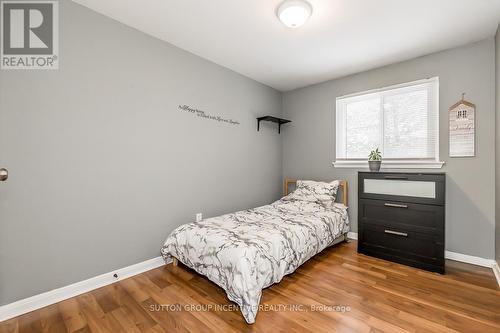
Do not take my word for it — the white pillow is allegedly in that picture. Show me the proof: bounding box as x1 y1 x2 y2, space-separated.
285 180 339 203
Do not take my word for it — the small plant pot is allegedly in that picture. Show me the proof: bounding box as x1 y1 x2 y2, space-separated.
368 160 381 172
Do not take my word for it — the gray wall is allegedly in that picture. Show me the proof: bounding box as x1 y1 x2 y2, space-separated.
0 1 282 305
496 24 500 265
282 39 496 259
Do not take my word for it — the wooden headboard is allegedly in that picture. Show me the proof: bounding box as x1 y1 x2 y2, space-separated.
283 178 348 207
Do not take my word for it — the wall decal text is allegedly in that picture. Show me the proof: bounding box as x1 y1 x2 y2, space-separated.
178 105 240 126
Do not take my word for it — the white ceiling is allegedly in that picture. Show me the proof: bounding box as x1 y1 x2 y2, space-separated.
73 0 500 91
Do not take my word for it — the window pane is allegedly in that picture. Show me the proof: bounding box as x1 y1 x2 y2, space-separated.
335 78 439 164
383 89 433 159
345 98 381 159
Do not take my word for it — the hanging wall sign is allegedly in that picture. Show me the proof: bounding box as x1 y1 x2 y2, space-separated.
178 104 240 126
449 94 475 157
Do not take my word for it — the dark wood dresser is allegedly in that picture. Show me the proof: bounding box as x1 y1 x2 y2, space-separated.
358 172 445 273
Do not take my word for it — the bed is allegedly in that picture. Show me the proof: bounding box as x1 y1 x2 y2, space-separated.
160 178 350 324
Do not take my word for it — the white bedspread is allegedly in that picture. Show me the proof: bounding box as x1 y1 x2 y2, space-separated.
160 198 349 323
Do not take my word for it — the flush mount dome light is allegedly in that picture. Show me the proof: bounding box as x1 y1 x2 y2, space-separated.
277 0 313 28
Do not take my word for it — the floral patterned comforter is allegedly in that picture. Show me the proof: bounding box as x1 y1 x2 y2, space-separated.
160 198 349 324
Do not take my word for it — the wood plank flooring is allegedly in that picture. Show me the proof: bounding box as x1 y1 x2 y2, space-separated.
1 241 499 333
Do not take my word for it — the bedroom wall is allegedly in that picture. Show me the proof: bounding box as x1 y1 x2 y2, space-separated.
282 39 496 259
0 1 282 305
496 23 500 265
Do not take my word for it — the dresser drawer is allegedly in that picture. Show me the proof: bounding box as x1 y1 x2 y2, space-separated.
359 198 444 234
358 223 444 272
359 172 445 205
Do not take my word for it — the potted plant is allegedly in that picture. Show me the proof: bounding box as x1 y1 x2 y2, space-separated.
368 148 382 172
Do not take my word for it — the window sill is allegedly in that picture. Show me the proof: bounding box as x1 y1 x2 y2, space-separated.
332 160 445 169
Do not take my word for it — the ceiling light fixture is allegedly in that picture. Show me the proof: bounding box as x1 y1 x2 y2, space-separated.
277 0 313 28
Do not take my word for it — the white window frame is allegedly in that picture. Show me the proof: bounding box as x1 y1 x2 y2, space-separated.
333 77 444 169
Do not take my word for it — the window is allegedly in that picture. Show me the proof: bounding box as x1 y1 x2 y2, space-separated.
458 110 467 119
334 77 443 168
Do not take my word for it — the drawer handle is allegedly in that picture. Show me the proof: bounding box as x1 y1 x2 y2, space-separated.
384 229 408 237
384 203 408 208
384 176 408 180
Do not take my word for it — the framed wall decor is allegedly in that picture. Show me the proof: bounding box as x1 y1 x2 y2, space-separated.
449 94 475 157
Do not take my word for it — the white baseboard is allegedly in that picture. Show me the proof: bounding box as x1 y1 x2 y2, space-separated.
347 232 358 240
492 262 500 287
0 256 169 322
444 251 495 268
347 232 495 268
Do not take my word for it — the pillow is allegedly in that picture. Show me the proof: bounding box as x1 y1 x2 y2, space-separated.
285 180 339 203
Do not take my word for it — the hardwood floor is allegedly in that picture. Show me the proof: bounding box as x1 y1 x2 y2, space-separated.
1 240 499 333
